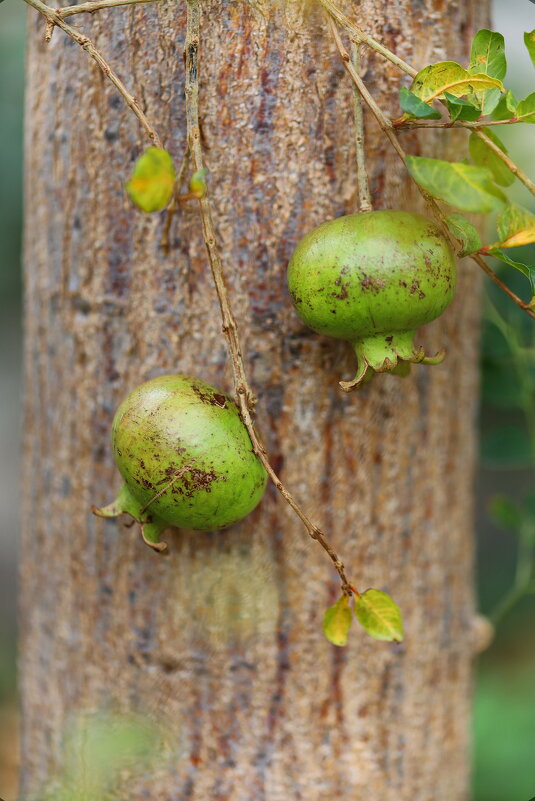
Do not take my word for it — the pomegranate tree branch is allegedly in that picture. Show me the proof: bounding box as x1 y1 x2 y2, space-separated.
21 0 162 148
394 117 522 129
351 43 372 212
327 15 535 319
320 0 535 200
56 0 158 17
473 253 535 317
473 129 535 197
317 0 417 77
184 0 353 594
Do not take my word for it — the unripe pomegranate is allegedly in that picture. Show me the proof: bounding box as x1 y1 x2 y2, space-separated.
287 210 456 390
93 375 267 551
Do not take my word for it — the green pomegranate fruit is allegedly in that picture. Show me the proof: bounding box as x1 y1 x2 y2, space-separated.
287 210 457 390
92 374 267 551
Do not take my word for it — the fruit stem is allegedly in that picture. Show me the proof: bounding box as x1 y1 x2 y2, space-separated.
351 42 372 213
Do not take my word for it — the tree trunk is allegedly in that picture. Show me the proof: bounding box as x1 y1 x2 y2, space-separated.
21 1 489 799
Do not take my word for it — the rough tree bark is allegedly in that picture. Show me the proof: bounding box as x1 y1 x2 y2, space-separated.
21 1 489 799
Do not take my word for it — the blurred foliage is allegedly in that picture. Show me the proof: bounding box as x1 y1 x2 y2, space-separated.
35 712 162 801
0 0 25 717
475 264 535 801
0 0 24 307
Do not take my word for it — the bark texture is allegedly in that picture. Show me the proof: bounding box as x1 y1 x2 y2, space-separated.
21 1 488 799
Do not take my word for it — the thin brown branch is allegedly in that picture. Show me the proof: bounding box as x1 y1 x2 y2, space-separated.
139 464 194 515
473 129 535 197
185 0 354 594
351 43 372 212
327 16 535 319
57 0 158 17
394 117 519 129
473 253 535 318
317 0 417 77
22 0 162 148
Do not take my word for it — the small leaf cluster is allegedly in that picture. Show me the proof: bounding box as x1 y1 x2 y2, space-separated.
399 28 535 296
126 147 207 212
323 589 403 646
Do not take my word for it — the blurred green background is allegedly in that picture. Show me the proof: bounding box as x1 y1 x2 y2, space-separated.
0 1 534 799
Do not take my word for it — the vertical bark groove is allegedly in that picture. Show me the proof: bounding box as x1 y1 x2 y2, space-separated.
21 1 488 799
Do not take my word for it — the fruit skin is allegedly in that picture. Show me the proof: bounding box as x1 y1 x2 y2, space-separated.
287 210 456 389
93 375 267 550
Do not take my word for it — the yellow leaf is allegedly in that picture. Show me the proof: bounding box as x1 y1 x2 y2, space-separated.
323 594 352 647
126 148 176 213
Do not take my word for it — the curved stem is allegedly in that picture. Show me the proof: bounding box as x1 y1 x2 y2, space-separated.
21 0 162 147
56 0 158 16
317 0 417 77
185 0 353 594
394 118 522 129
473 129 535 197
474 254 535 319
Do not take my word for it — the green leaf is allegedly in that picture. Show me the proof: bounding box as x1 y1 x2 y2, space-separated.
489 495 523 531
323 594 352 646
444 92 481 122
469 30 506 115
468 130 515 187
399 87 441 119
405 155 506 213
470 30 507 80
354 589 403 642
515 93 535 123
410 61 504 103
524 30 535 68
488 249 535 294
189 168 208 199
445 212 482 256
126 147 176 213
481 424 533 468
495 204 535 248
490 90 518 121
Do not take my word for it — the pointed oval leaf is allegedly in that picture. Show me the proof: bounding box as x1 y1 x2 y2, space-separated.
323 594 352 646
524 30 535 69
491 90 518 120
469 30 506 80
496 204 535 248
445 213 482 256
469 30 506 114
444 92 481 122
515 93 535 123
410 61 504 103
399 87 441 119
405 155 506 213
354 589 403 642
126 147 176 213
468 131 515 187
488 248 535 294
